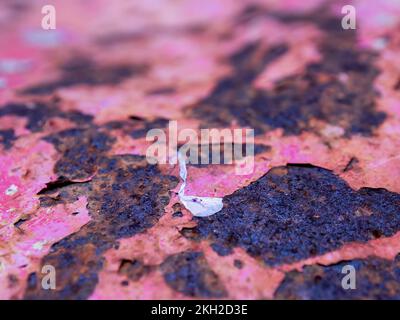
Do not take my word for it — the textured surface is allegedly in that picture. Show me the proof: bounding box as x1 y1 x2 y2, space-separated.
1 0 400 300
193 165 400 266
275 255 400 299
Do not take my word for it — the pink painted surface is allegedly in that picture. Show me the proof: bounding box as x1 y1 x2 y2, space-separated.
0 0 399 299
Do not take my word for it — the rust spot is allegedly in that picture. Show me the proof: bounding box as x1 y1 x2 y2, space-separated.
129 118 169 139
21 57 147 95
210 243 232 256
189 13 385 136
104 117 169 139
343 157 359 172
13 215 30 228
44 127 114 180
172 203 183 218
182 142 269 167
0 129 16 150
146 87 177 95
179 227 201 241
233 259 243 269
172 203 181 211
0 102 93 133
190 165 400 266
275 255 400 299
118 259 154 282
37 177 88 195
161 251 227 298
188 43 288 134
24 128 178 299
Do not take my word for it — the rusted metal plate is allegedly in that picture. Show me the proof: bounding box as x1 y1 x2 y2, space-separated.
0 0 399 299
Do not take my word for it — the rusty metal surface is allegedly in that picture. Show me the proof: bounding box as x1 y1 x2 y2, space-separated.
0 0 400 299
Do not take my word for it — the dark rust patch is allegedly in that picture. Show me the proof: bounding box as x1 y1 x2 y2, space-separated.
24 128 178 299
343 157 359 172
172 203 183 218
44 127 114 180
21 57 147 95
210 243 232 256
129 118 169 139
37 177 87 195
233 259 243 269
275 255 400 299
146 87 177 95
14 215 29 228
118 259 154 282
0 129 16 149
183 142 269 167
190 165 400 266
25 243 104 300
179 227 201 241
188 42 288 134
104 117 169 139
161 251 227 298
189 13 385 136
0 102 93 133
172 211 183 218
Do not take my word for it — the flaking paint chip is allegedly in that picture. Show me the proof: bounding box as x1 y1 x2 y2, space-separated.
177 151 223 217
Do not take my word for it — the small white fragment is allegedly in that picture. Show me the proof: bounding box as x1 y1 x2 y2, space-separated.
5 184 18 196
177 151 223 217
33 240 47 251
